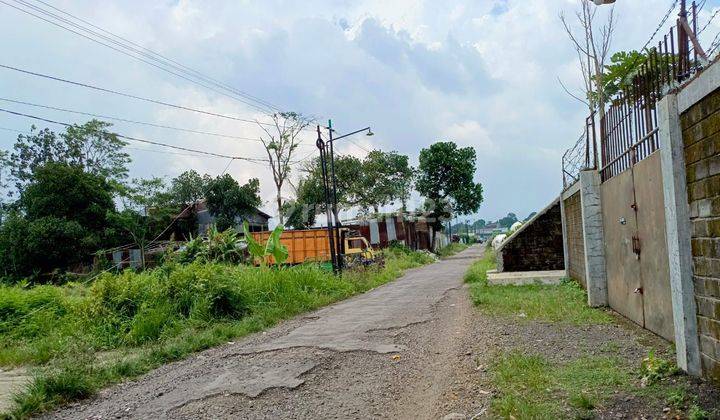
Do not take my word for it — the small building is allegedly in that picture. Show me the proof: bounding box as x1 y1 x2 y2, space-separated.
476 222 503 240
344 212 445 251
189 200 270 234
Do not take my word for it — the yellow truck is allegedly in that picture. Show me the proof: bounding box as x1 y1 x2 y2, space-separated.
251 227 376 265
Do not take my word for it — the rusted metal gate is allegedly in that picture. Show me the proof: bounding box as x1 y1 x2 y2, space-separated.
601 152 674 340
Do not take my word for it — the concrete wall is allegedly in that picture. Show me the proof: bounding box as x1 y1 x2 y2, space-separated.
680 86 720 380
563 190 586 287
497 199 564 272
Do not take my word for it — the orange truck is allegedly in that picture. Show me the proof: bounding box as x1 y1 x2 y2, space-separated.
250 227 375 265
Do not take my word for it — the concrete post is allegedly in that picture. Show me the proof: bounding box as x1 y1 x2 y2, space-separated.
658 93 702 376
579 170 608 307
560 197 570 274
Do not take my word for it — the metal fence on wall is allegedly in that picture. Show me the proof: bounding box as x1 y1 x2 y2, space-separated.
562 0 713 187
599 0 707 182
562 113 598 188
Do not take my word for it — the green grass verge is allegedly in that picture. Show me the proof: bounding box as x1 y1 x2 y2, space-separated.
491 351 632 419
465 248 611 325
466 249 714 419
0 248 435 419
490 350 711 419
436 243 470 258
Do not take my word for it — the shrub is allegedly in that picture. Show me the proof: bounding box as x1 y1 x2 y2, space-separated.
2 248 435 418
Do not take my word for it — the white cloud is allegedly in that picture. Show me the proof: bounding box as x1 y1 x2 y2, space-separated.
0 0 713 221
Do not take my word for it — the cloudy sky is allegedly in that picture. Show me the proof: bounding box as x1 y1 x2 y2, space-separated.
1 0 719 223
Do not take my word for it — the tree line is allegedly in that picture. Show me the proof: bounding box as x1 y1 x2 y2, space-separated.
0 120 261 281
0 118 484 282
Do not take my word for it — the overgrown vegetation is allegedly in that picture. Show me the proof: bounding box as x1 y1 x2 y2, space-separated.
488 349 715 419
0 249 434 418
491 352 631 418
467 249 716 419
466 249 611 325
435 242 469 258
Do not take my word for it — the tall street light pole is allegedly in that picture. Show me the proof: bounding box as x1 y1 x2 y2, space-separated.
321 122 374 273
316 125 337 272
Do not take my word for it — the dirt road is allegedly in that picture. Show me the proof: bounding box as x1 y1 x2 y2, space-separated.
48 245 490 419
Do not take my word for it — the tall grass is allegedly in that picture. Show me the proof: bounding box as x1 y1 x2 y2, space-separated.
465 248 611 325
1 250 435 418
491 351 632 419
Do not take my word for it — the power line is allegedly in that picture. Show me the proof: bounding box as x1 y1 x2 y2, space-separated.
0 96 315 147
3 0 280 114
0 107 271 161
0 63 294 128
27 0 281 112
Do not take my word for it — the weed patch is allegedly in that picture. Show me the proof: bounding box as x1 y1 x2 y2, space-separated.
490 351 632 418
436 243 469 258
1 250 434 418
466 250 611 325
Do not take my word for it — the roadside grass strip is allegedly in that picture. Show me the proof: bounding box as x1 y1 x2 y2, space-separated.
466 248 716 419
0 248 436 419
465 249 611 325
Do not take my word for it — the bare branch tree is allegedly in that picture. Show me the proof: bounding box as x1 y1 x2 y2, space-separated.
258 112 310 225
559 0 616 116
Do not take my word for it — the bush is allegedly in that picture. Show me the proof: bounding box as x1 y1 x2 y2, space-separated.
175 227 246 265
2 249 435 418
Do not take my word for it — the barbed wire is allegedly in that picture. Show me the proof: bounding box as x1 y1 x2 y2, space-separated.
642 0 680 52
698 7 720 35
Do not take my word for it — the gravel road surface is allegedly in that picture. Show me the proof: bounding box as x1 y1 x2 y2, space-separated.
47 245 489 420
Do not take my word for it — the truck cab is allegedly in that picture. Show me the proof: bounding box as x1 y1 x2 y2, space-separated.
340 229 378 267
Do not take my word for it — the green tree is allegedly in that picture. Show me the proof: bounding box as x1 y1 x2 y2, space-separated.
112 177 179 268
0 162 117 280
169 170 212 206
296 151 413 218
205 174 262 231
415 141 484 243
296 155 363 214
9 120 129 192
601 50 647 102
498 213 519 228
355 150 415 213
281 198 316 230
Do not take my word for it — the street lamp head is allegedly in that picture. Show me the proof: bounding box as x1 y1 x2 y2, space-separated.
366 128 374 137
592 0 616 5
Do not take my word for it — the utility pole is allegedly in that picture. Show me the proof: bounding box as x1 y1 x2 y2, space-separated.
327 119 343 271
317 122 374 273
316 125 337 272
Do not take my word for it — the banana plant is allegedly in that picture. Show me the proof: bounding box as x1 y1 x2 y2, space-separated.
243 221 289 266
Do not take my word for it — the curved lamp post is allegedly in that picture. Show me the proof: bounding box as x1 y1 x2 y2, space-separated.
316 121 373 273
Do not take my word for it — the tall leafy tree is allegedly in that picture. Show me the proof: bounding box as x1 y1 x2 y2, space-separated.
258 112 310 224
415 141 484 243
9 120 130 192
497 213 519 228
355 150 415 213
281 199 316 230
113 177 176 268
169 170 212 206
296 155 363 214
295 151 413 218
205 174 262 231
0 162 117 280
